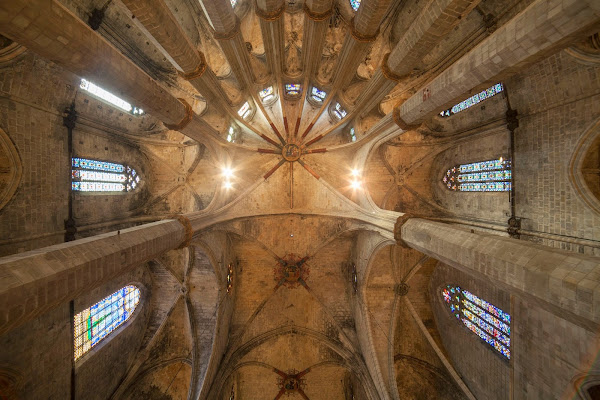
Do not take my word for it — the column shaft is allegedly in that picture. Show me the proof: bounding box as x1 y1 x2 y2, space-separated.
397 0 600 125
0 0 187 126
400 218 600 330
0 221 187 336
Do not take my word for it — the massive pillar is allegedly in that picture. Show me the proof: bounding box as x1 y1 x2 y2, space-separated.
256 0 286 77
330 0 392 88
0 0 188 126
302 0 333 80
396 217 600 330
121 0 233 106
199 0 255 90
354 0 480 115
394 0 600 127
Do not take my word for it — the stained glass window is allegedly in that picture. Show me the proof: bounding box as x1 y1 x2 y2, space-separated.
443 157 511 192
439 83 503 117
259 86 275 103
238 102 251 119
79 79 144 116
227 126 235 143
72 157 140 192
349 127 357 142
333 102 347 119
74 285 141 361
230 0 237 7
442 285 510 359
227 263 233 294
350 0 361 11
311 87 326 102
285 83 301 96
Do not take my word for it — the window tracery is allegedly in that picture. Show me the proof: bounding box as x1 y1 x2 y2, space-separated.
443 158 511 192
442 285 510 359
439 83 503 117
259 86 275 103
79 79 144 115
238 102 251 119
333 102 347 119
311 87 326 103
71 157 140 192
285 83 301 97
349 127 357 142
74 285 141 361
227 126 235 143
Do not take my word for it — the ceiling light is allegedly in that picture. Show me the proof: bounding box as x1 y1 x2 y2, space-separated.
351 168 360 177
222 167 233 178
224 181 233 189
351 180 362 189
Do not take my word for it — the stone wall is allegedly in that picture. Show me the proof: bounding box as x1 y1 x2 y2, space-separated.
0 264 151 399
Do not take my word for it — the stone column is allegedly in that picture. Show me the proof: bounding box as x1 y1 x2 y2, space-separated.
199 0 255 89
394 0 600 127
330 0 392 88
0 0 188 127
121 0 233 106
0 219 193 336
256 0 286 76
395 216 600 330
354 0 480 115
302 0 333 79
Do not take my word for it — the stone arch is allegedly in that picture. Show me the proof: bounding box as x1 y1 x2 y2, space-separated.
0 128 22 212
569 118 600 214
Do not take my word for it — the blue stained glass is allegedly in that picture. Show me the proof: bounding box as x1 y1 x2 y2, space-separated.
443 158 511 192
311 86 326 102
74 285 140 360
334 102 347 119
72 158 139 192
285 84 301 96
350 0 361 11
439 83 503 117
442 285 510 359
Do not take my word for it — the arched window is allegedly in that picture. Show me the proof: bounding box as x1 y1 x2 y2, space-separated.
238 102 251 119
74 285 141 361
71 158 140 192
259 86 275 103
285 83 301 97
349 127 357 142
79 79 144 116
226 126 235 143
350 0 361 11
230 0 237 7
333 102 347 120
443 158 511 192
439 83 503 117
311 87 327 103
442 285 510 359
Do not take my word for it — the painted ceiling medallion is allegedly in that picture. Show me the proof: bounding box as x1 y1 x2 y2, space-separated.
274 368 310 399
274 253 310 289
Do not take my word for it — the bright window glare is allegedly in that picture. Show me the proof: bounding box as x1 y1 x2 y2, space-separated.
80 79 133 113
238 102 251 119
351 180 361 189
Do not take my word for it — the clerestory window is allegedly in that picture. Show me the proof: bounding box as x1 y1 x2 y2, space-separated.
350 0 361 11
311 87 326 103
238 102 251 119
285 83 301 97
442 285 510 359
79 79 144 116
333 102 347 120
439 83 503 117
443 157 511 192
227 126 235 143
71 158 140 193
349 127 357 142
230 0 237 7
259 86 275 103
74 285 141 361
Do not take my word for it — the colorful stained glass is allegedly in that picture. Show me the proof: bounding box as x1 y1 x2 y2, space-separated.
259 86 275 102
443 158 511 192
350 127 357 142
72 158 139 193
350 0 361 11
333 102 347 119
442 285 510 359
74 285 140 361
80 79 144 115
311 87 326 102
285 83 301 96
238 102 251 119
439 83 503 117
230 0 237 7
